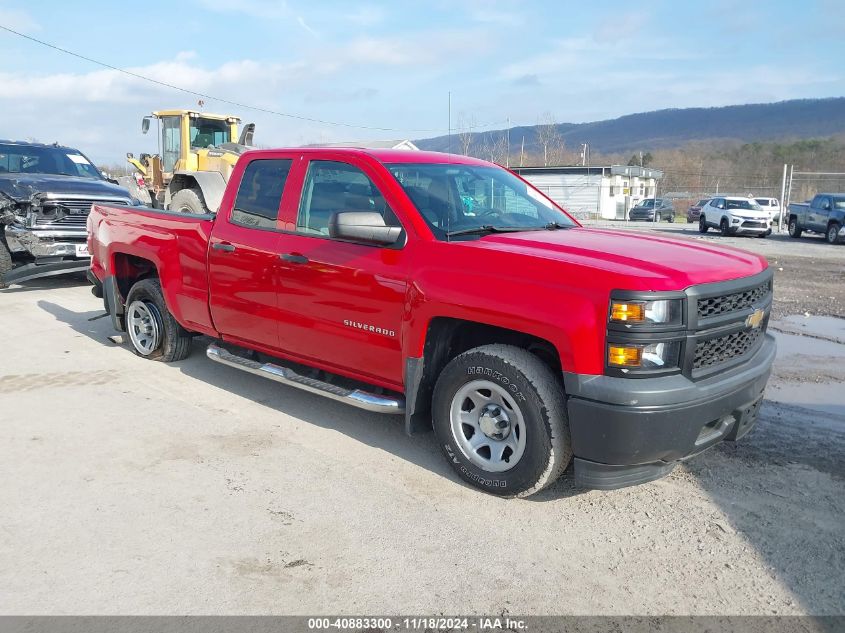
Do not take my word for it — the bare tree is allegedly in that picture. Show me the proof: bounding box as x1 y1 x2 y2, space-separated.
456 113 476 156
536 112 563 166
482 131 508 164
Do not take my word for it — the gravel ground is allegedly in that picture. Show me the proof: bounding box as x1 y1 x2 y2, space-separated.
0 230 842 616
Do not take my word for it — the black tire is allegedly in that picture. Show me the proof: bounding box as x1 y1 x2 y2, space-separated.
168 188 208 214
826 222 841 245
431 344 571 497
699 216 708 233
788 217 802 238
652 213 659 223
667 213 674 223
720 218 731 237
124 278 192 362
0 238 13 289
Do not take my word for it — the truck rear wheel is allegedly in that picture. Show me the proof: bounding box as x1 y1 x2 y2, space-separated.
169 188 208 214
125 278 192 362
826 222 841 245
431 344 571 497
0 239 13 289
788 217 802 238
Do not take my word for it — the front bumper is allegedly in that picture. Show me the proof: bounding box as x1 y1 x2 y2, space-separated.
4 224 89 258
729 218 771 234
563 333 776 489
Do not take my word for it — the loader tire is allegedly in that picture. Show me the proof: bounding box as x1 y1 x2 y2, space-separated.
169 188 208 215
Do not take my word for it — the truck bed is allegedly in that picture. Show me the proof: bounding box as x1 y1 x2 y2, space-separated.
88 203 217 335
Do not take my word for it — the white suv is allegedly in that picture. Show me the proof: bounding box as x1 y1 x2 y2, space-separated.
754 197 782 222
699 196 772 237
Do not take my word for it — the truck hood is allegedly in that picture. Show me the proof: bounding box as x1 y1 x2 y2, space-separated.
467 227 768 290
0 173 131 202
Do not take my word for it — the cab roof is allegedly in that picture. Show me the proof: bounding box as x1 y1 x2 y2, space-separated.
247 146 494 166
152 110 239 120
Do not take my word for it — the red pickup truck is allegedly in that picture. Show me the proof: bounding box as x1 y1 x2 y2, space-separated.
88 148 776 496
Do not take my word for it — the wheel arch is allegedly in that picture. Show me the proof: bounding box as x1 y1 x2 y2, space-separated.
404 316 565 435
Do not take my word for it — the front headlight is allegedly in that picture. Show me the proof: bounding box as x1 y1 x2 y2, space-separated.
610 298 683 325
608 341 681 369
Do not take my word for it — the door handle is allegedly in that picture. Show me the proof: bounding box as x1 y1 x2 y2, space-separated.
280 253 309 264
212 242 236 252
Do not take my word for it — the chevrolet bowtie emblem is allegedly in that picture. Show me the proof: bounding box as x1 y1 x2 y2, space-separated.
745 308 766 329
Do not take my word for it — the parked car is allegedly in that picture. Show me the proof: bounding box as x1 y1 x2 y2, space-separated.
88 148 775 496
629 198 675 222
698 196 772 237
754 197 782 223
686 198 710 223
0 140 134 287
788 193 845 244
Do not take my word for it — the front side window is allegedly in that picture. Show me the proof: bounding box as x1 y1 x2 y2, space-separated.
297 161 398 236
231 159 292 229
388 162 575 240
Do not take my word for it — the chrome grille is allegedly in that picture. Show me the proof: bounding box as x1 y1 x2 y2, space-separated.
693 328 762 369
697 280 771 318
34 198 128 228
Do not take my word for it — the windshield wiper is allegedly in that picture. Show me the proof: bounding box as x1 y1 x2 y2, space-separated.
445 225 534 237
543 222 571 230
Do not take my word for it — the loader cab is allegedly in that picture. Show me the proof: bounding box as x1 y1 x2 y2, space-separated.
144 110 240 175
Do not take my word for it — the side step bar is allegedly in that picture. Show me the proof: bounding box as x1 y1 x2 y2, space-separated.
206 343 404 415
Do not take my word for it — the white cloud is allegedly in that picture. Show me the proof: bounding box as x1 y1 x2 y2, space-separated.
194 0 289 20
0 3 39 32
344 6 385 27
297 16 319 38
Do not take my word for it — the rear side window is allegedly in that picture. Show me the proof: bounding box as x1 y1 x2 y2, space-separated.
296 160 399 236
231 159 292 230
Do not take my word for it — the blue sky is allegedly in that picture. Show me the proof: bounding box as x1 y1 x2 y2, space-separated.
1 0 843 163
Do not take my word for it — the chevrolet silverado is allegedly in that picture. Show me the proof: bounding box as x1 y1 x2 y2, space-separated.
88 148 776 496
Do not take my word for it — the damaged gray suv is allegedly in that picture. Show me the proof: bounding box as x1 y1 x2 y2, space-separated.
0 140 134 287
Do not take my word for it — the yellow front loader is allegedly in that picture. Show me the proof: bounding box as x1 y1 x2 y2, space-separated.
126 109 255 214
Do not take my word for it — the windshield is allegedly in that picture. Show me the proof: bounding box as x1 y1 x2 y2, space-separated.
0 143 103 179
190 118 231 149
726 199 762 210
696 199 710 206
635 199 655 208
387 163 576 239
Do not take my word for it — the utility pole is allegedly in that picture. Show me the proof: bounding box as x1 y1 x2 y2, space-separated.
520 136 525 167
447 91 451 155
778 163 788 231
506 117 510 168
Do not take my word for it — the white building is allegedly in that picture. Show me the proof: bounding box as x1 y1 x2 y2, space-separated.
511 165 664 220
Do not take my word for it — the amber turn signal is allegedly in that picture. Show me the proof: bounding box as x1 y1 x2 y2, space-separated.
610 301 645 322
608 344 642 367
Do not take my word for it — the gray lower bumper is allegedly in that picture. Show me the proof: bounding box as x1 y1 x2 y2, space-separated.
563 334 776 489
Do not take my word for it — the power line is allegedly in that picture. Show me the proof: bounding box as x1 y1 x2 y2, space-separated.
0 23 507 135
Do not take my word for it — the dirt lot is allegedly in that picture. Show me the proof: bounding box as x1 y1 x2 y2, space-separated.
0 229 842 616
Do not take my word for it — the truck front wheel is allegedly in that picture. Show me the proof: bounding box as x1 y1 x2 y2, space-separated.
125 278 192 362
169 188 208 214
431 344 571 497
826 222 841 245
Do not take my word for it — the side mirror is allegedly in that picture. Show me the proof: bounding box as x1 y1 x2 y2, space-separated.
141 117 151 134
126 152 134 159
328 211 402 246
